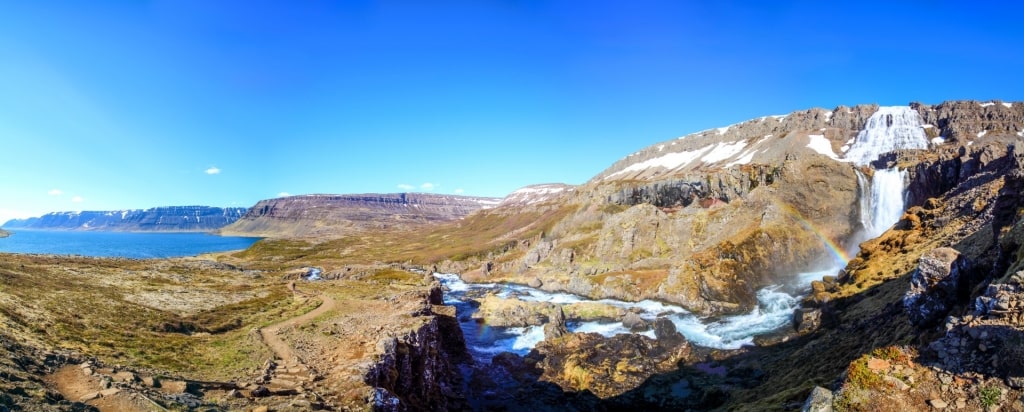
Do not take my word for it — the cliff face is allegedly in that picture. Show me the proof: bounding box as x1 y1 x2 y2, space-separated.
221 193 501 238
447 100 1024 316
2 206 246 232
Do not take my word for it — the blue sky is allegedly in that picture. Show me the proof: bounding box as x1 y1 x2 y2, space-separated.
2 1 1023 223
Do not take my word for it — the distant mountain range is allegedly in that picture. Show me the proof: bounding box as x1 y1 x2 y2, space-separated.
2 206 247 232
220 193 503 238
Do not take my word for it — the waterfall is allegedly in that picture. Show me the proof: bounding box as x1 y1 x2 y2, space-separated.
860 167 909 236
844 106 930 166
847 106 926 240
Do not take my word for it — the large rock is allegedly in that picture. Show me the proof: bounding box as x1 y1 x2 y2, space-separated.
622 312 650 332
801 386 834 412
903 248 969 326
793 308 822 333
529 331 691 398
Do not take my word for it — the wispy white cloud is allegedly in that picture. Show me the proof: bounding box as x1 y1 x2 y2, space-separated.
397 184 414 191
48 189 63 196
205 167 221 175
454 188 464 194
71 196 84 203
278 192 291 197
420 182 436 191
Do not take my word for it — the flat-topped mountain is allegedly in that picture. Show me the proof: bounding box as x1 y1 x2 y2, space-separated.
220 193 502 238
2 206 246 232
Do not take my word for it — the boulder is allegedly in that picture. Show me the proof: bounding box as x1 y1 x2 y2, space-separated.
622 312 650 332
793 308 822 333
543 307 569 340
653 317 687 348
530 331 691 398
903 248 968 326
801 386 833 412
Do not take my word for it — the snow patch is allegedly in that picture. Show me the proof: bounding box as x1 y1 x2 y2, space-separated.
657 144 665 152
977 130 988 138
1003 102 1013 108
716 126 731 135
807 135 841 160
931 137 946 145
606 147 712 179
980 102 995 108
726 150 758 167
701 141 747 164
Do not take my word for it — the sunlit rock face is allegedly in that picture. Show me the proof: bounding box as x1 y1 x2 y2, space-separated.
449 101 1024 318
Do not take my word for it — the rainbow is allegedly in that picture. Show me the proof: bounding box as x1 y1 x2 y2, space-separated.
773 201 852 265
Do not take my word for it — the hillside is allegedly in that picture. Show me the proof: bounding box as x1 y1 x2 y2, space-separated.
3 206 246 232
431 101 1024 316
220 193 502 238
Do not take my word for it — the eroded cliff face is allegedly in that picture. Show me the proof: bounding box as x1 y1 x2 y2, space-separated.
363 300 469 412
449 100 1023 316
2 206 246 232
222 193 501 238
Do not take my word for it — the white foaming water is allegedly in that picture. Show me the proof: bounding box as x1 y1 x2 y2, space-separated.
865 168 907 237
434 270 828 359
844 106 930 166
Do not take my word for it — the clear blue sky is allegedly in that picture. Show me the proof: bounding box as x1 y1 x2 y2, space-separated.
2 1 1022 223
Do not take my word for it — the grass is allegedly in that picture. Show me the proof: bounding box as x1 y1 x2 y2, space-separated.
979 385 1001 408
0 254 314 380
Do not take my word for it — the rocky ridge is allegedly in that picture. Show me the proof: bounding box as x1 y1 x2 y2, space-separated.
445 100 1024 317
2 206 246 232
221 193 502 238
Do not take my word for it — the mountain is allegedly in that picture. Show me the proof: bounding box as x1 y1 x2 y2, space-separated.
0 228 8 238
219 193 503 238
433 100 1024 316
2 206 247 232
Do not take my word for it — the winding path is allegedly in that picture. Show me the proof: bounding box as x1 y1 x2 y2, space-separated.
260 281 336 365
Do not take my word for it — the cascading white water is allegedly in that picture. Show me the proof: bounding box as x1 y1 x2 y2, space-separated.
845 106 930 166
846 106 929 237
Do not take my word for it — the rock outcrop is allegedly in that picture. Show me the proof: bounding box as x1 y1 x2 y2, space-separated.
903 247 970 326
221 193 501 238
363 302 469 411
526 330 691 398
2 206 246 232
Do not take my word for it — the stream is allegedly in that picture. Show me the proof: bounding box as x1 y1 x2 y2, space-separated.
435 268 836 361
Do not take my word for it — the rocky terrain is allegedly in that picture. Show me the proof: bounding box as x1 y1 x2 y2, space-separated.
2 206 246 232
2 100 1024 411
220 193 502 238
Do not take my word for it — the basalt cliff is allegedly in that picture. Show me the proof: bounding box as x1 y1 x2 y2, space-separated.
220 193 501 238
2 206 246 232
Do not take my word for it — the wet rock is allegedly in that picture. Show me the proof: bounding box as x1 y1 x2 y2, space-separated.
653 317 686 348
622 312 650 332
543 306 569 340
801 386 833 412
903 248 969 326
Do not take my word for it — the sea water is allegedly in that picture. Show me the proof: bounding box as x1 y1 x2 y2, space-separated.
0 230 261 258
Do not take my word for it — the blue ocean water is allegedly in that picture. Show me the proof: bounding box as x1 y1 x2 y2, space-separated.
0 230 261 258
